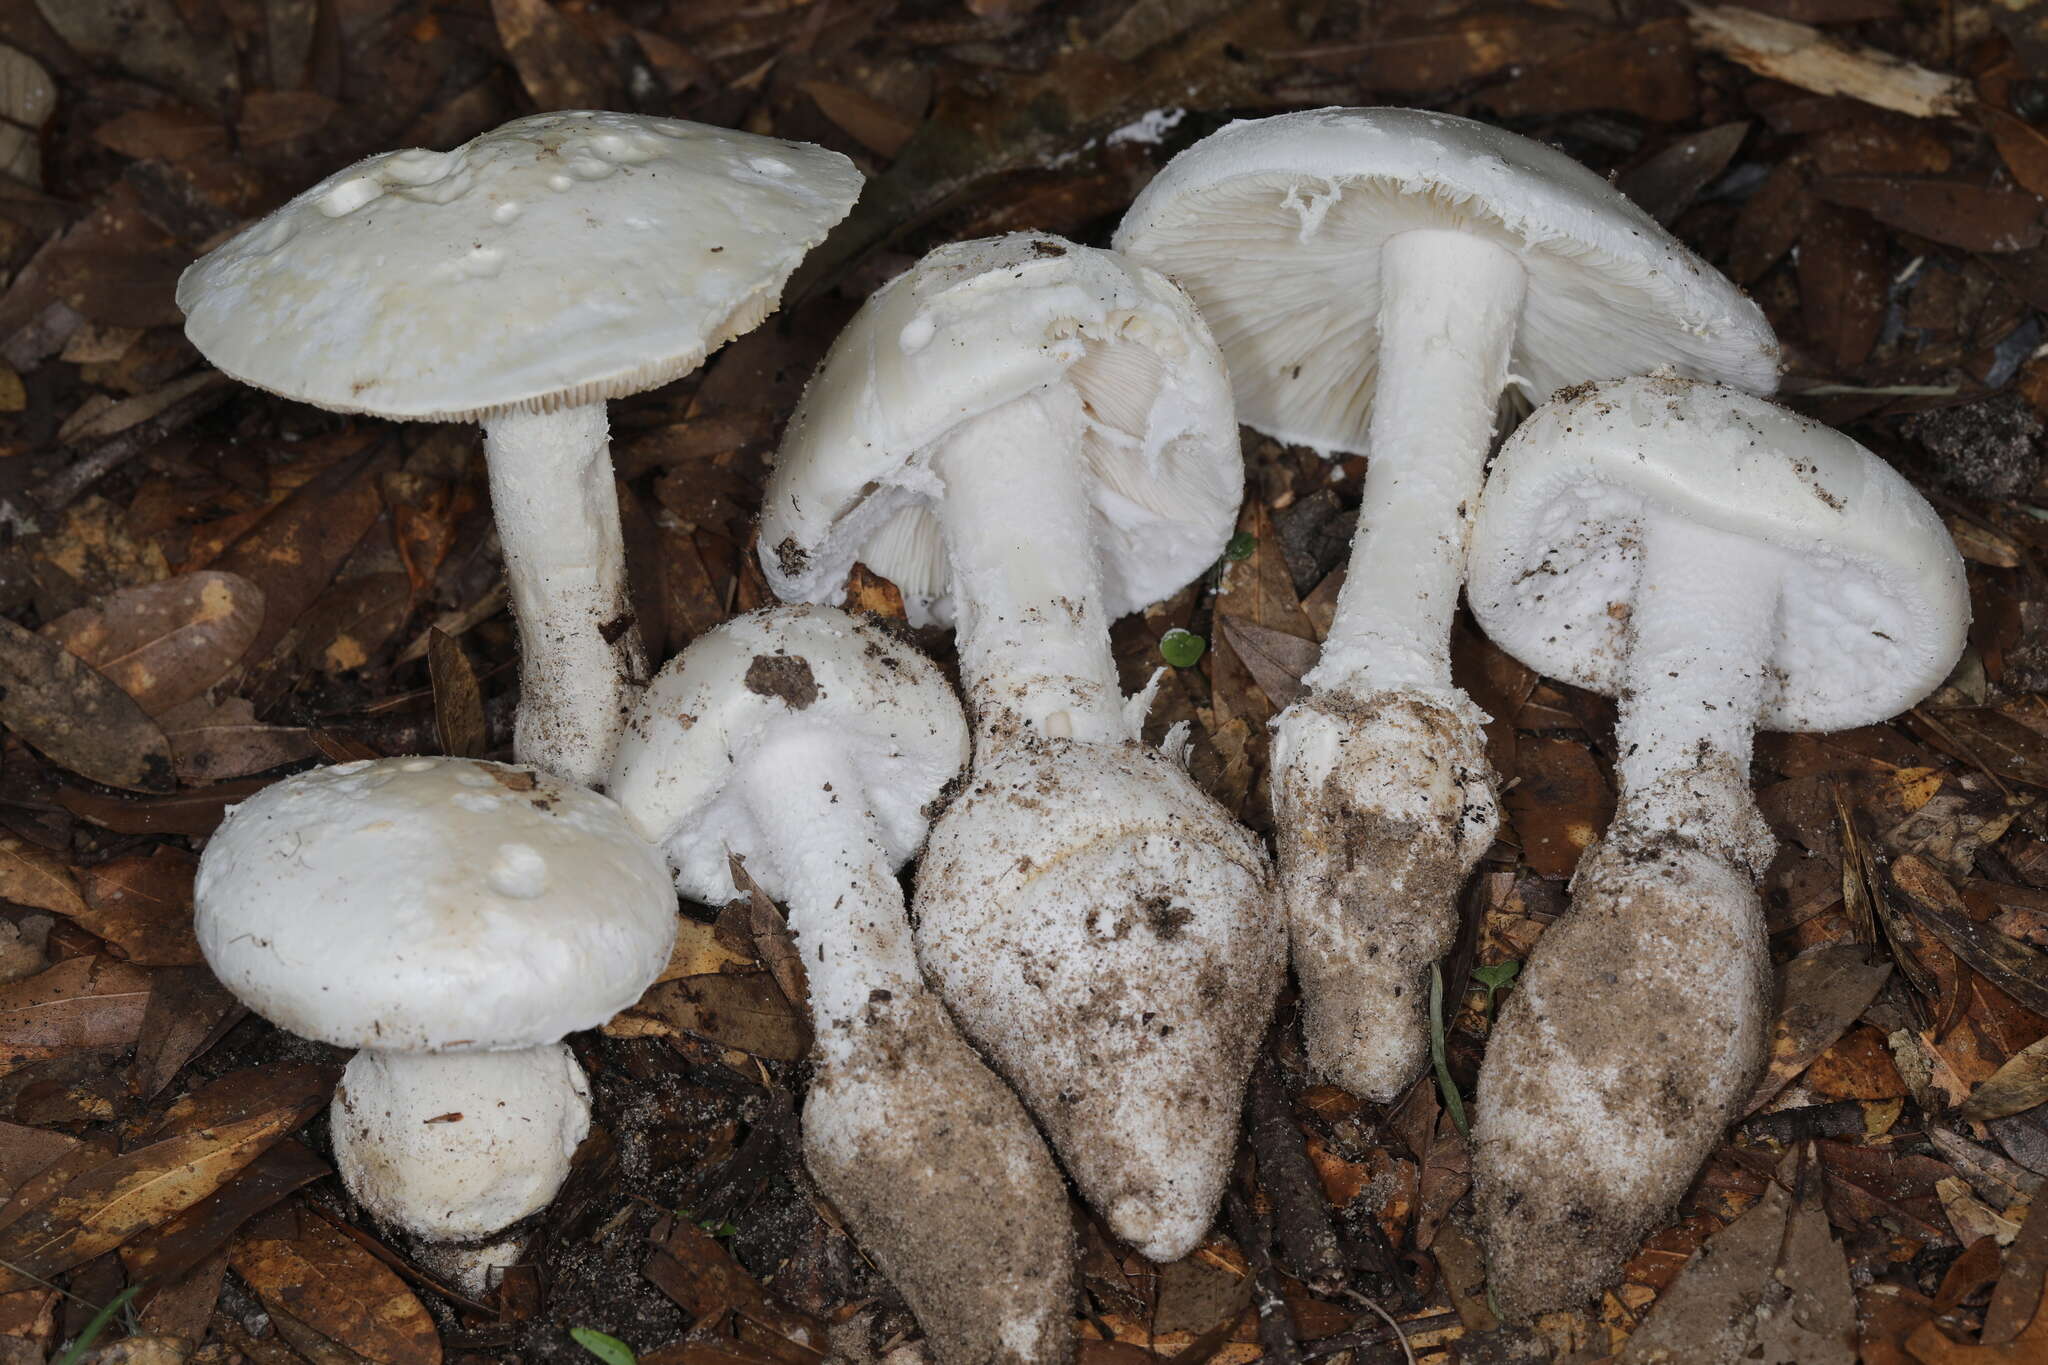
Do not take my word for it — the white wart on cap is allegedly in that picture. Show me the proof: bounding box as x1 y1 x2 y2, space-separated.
759 231 1239 627
178 112 861 420
178 113 863 786
1113 106 1779 451
196 755 676 1052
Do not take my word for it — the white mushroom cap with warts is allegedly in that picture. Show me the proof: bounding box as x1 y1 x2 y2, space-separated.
608 604 967 906
1467 374 1969 731
758 231 1240 625
332 1046 590 1243
195 756 676 1052
176 111 862 420
1112 107 1781 453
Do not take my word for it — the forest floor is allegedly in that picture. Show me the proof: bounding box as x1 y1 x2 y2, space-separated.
0 0 2045 1362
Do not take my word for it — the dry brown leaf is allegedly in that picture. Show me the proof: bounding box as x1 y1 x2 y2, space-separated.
0 1099 307 1289
0 957 151 1076
644 1215 827 1359
1745 944 1893 1114
428 627 485 759
0 617 173 791
159 695 318 784
1479 19 1695 124
0 837 84 919
802 81 918 157
129 965 243 1101
1813 176 2045 253
42 571 264 717
231 1203 442 1365
1963 1033 2048 1121
74 847 202 966
656 916 756 984
609 973 809 1060
1501 735 1612 879
1800 200 1889 372
491 0 615 110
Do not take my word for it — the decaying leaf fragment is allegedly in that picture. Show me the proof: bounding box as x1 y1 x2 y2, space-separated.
1619 1146 1855 1364
42 571 264 717
231 1203 443 1365
1965 1033 2048 1121
0 617 174 791
1744 944 1893 1115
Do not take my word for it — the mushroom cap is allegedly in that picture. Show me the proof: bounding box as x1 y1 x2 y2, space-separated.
195 756 676 1051
758 232 1241 625
1111 107 1780 455
331 1045 590 1242
608 604 968 906
177 111 862 421
1466 375 1969 732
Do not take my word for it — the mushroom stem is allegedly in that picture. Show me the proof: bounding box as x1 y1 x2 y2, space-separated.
481 403 646 787
1613 514 1783 871
934 384 1125 744
735 729 921 1051
1308 229 1526 696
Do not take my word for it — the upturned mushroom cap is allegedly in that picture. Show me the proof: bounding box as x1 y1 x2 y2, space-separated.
758 231 1240 625
608 604 968 906
195 756 676 1052
1467 374 1969 731
332 1046 591 1243
177 111 861 420
1111 107 1780 454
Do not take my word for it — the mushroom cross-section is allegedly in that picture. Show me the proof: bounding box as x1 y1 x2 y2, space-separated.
1113 106 1783 1101
1464 374 1968 1316
193 755 677 1291
758 232 1283 1262
177 111 862 786
607 604 1073 1365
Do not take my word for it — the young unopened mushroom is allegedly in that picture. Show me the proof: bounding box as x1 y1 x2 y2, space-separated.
608 604 1073 1365
759 233 1283 1262
1114 107 1781 1100
194 756 676 1290
178 112 861 786
1464 375 1967 1315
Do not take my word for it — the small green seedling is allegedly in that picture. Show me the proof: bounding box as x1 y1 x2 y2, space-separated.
1160 628 1206 668
1224 531 1257 562
1472 960 1521 1019
571 1327 638 1365
53 1287 141 1365
1430 962 1469 1137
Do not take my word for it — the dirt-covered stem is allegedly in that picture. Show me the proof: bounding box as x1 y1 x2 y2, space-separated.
735 728 919 1054
1613 514 1783 869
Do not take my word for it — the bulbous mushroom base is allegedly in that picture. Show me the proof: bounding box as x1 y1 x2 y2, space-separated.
915 739 1283 1262
806 993 1075 1365
1472 837 1770 1319
1271 687 1498 1101
331 1044 591 1286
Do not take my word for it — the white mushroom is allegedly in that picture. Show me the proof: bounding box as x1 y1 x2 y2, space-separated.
1464 375 1968 1315
194 756 676 1291
177 112 861 786
759 233 1283 1262
1113 106 1783 1101
608 604 1073 1365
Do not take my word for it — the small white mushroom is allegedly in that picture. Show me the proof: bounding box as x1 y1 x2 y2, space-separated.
1464 375 1969 1315
759 234 1284 1262
1114 108 1783 1101
177 113 861 786
194 756 677 1291
608 605 1073 1365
